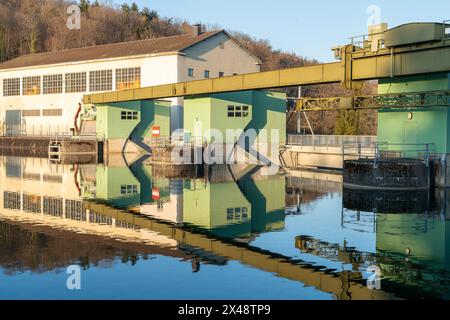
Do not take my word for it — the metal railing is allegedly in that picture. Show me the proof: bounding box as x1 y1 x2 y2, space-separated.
0 129 103 142
287 135 377 148
343 141 436 166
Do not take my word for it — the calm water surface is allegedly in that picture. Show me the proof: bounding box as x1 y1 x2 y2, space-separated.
0 156 449 300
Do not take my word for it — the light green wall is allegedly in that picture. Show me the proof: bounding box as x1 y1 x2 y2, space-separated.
96 100 171 141
376 214 450 269
251 90 287 145
183 90 286 145
96 101 141 140
183 181 251 230
95 165 141 208
134 100 171 141
377 73 450 154
241 175 286 233
183 96 212 142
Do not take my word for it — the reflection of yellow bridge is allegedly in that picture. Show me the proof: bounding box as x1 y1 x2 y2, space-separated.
84 200 393 300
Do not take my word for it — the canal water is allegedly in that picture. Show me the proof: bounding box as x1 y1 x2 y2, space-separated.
0 156 449 300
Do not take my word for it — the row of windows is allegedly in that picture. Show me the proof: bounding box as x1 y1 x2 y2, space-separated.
227 105 250 118
2 67 141 97
22 109 63 117
188 68 229 79
2 192 134 229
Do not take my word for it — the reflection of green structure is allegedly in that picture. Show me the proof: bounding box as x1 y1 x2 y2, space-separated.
377 73 450 154
376 214 450 270
96 100 171 152
183 174 286 238
95 165 141 208
184 90 286 146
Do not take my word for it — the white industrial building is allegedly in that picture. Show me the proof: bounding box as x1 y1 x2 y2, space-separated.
0 27 261 135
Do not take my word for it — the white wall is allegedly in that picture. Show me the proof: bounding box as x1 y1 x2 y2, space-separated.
178 32 261 82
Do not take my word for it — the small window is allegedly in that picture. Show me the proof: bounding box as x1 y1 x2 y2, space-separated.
188 68 194 77
227 105 234 111
235 106 242 111
121 111 138 120
219 72 224 78
235 112 242 117
204 70 210 78
233 73 238 76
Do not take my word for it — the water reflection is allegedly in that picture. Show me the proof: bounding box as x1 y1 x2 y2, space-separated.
0 155 449 299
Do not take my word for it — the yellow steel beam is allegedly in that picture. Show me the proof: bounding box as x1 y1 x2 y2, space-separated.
83 62 342 104
83 40 450 105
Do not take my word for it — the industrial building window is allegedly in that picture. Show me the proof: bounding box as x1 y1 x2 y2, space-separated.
23 194 41 214
65 72 86 93
204 70 210 78
65 200 86 221
3 191 21 210
188 68 194 77
227 105 249 118
43 74 63 94
120 185 138 195
22 109 41 117
120 111 138 120
43 197 63 217
22 76 41 95
219 72 224 78
116 67 141 90
3 78 20 96
227 207 248 222
89 69 112 92
43 109 63 117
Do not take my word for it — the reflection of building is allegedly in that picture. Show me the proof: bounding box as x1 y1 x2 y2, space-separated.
0 156 84 218
183 173 286 239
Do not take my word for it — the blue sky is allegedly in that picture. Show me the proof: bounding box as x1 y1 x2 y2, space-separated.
120 0 450 62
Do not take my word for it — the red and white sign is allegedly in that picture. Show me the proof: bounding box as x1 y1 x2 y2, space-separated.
152 126 161 137
152 188 160 201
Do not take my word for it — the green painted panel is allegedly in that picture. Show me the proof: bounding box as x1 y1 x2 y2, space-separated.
377 73 450 153
183 96 212 142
